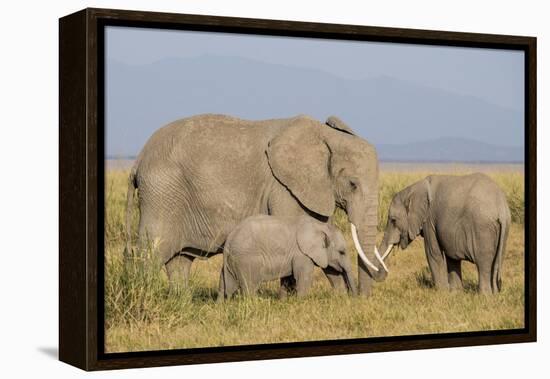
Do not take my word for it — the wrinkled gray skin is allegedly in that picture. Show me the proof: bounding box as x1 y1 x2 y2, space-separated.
378 173 511 294
126 114 382 296
218 215 356 299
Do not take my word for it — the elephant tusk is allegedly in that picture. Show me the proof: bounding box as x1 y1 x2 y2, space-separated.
382 244 394 261
374 246 389 272
350 223 379 272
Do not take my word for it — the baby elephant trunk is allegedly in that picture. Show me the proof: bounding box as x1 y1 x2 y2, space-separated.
343 267 358 295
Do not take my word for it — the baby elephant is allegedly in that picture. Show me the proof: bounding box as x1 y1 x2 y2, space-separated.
218 215 356 299
378 173 511 294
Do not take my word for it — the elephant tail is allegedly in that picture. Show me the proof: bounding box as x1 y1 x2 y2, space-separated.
492 218 508 293
125 165 138 258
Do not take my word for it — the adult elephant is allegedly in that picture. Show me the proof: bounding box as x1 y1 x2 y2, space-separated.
126 114 386 296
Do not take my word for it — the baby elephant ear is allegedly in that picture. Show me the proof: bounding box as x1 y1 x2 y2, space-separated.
325 116 356 136
297 222 329 269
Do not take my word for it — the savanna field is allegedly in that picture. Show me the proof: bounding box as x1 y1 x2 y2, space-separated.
104 162 525 352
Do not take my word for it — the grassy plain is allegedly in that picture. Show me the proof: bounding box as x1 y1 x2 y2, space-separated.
104 163 525 352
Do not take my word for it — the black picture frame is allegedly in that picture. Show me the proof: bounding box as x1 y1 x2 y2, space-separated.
59 7 537 371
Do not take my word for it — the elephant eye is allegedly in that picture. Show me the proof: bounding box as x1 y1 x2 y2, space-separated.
338 249 346 255
349 180 358 191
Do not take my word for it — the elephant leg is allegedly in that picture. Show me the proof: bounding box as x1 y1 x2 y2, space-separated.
426 253 449 290
295 264 314 298
279 276 297 299
234 269 257 298
241 280 260 298
447 257 463 291
476 258 492 294
165 253 195 293
296 279 312 298
423 226 449 290
323 266 347 293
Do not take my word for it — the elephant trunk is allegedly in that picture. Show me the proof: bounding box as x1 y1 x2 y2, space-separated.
342 265 357 296
353 193 387 297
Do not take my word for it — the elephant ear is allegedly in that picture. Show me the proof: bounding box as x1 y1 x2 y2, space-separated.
297 222 329 269
267 119 335 217
406 179 432 241
325 116 356 136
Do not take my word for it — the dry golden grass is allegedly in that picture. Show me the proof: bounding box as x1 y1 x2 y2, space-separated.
104 165 525 353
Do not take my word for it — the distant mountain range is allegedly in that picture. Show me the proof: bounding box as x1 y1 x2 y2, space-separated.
377 137 523 163
107 137 523 163
106 55 523 162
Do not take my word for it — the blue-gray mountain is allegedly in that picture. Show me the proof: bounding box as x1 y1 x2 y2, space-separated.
106 55 523 162
378 138 523 163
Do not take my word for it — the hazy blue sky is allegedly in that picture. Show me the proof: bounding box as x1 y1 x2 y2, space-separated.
105 26 525 161
107 27 524 110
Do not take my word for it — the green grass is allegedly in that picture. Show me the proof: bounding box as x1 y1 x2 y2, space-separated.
104 166 525 353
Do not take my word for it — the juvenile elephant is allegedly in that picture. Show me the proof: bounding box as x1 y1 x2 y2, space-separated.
377 173 511 294
218 215 357 299
126 114 384 296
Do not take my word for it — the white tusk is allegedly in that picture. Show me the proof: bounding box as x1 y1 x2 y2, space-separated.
374 246 389 272
382 244 394 261
350 223 378 272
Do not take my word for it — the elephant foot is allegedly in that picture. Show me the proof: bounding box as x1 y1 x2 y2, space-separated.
448 277 463 291
478 283 493 295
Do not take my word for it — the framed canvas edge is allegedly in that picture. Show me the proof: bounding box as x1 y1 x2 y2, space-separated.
58 7 537 371
59 8 88 370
